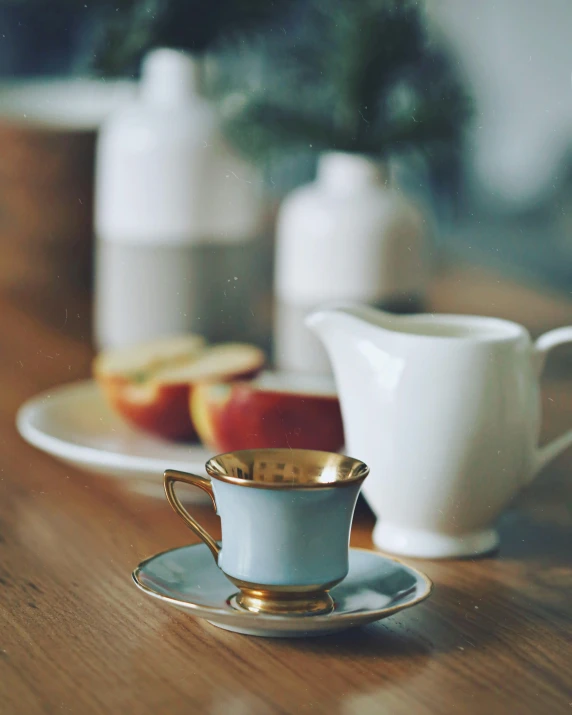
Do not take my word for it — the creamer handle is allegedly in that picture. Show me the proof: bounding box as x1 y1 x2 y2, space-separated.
533 327 572 474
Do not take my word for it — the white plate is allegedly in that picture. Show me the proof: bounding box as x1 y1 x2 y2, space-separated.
16 380 213 501
0 79 136 129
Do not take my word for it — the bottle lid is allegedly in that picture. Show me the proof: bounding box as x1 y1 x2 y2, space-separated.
140 48 200 104
317 152 388 193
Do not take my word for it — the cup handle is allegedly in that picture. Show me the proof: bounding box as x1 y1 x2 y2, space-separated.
533 327 572 475
164 469 221 563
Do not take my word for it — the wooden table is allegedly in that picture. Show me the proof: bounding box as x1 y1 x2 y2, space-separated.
1 264 571 715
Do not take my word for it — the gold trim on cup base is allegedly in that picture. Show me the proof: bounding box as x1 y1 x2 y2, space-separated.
233 588 334 616
228 577 340 616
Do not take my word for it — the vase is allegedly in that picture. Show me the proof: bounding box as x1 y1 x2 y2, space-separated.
94 49 272 351
274 151 430 374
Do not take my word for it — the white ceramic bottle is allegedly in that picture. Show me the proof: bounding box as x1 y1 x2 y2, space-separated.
274 152 429 374
94 48 265 350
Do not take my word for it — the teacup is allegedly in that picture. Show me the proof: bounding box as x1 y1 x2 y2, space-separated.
164 448 369 615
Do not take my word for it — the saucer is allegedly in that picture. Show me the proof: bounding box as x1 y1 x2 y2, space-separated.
132 544 433 638
16 380 212 501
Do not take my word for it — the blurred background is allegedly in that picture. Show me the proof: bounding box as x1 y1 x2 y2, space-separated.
1 0 572 362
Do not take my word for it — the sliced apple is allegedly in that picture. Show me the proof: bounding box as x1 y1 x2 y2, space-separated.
94 336 265 441
191 371 345 452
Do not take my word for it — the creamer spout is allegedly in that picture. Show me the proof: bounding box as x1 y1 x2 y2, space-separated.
306 304 394 340
305 305 395 373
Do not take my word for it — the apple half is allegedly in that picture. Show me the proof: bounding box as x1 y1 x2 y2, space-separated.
94 335 265 441
191 371 345 452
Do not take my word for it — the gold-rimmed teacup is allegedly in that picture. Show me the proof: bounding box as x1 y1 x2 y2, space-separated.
164 448 369 616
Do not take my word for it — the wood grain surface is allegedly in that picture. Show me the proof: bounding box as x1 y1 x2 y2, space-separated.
0 264 571 715
0 122 95 294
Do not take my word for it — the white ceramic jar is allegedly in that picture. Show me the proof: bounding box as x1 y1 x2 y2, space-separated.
94 48 265 349
274 152 429 374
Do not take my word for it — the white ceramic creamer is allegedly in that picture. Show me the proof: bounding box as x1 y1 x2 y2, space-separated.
307 305 572 558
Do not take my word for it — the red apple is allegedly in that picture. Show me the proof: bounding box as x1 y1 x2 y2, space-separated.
191 371 345 452
94 336 265 441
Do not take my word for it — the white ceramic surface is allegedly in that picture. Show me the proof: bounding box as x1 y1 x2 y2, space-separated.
96 48 263 247
274 152 428 374
16 380 212 501
132 543 432 638
95 48 265 349
307 305 572 558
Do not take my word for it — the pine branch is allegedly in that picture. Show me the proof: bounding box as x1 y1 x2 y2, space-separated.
217 0 471 163
222 101 350 157
89 0 295 76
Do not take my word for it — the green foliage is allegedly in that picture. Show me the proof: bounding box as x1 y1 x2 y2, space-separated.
216 0 471 162
87 0 294 76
